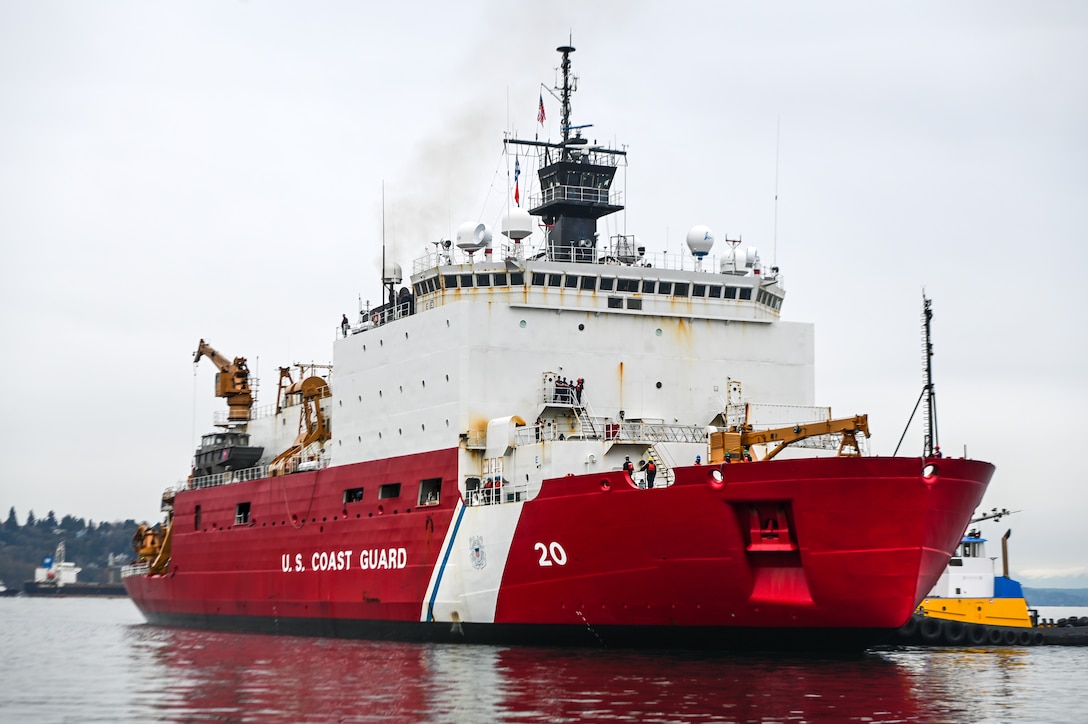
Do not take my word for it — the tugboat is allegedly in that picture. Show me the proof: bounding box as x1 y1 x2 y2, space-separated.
893 509 1088 646
122 45 994 650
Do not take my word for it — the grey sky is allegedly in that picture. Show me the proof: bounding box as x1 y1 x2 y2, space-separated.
1 1 1085 586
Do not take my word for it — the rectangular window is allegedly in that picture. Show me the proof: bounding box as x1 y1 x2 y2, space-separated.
547 274 563 287
343 487 364 504
627 298 642 310
709 285 723 298
739 288 752 301
235 502 251 525
642 280 657 294
418 478 442 506
564 275 579 288
532 272 546 286
673 282 689 297
658 281 672 295
379 483 401 499
580 276 596 291
459 273 473 288
476 273 490 287
443 275 459 289
693 284 706 298
607 297 623 309
725 286 738 299
617 278 639 293
493 272 508 286
599 277 615 291
510 272 524 286
194 504 201 531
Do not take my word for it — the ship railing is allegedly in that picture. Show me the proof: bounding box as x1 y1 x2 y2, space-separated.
513 419 705 445
463 477 529 507
186 463 269 491
121 562 149 578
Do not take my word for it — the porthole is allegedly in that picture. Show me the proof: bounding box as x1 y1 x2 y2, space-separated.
656 381 662 389
578 323 585 331
398 428 403 435
520 320 527 328
655 328 662 336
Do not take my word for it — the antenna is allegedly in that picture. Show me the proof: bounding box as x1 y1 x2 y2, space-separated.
893 292 940 456
773 115 780 268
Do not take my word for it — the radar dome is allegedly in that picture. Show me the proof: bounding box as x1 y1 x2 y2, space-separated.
686 225 715 258
501 208 533 240
383 261 403 284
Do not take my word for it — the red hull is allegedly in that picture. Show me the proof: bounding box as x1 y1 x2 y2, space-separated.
125 451 992 649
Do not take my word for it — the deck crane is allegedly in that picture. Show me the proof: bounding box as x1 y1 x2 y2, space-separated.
709 415 870 463
193 339 253 424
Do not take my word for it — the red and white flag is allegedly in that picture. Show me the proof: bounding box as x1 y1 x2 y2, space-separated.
537 93 546 124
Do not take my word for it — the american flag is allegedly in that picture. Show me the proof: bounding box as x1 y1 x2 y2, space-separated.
514 158 521 205
537 93 546 124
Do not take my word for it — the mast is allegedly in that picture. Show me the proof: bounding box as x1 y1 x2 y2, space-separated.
922 293 939 457
505 45 625 263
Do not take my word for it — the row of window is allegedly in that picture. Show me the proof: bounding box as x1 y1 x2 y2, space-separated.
418 271 780 308
203 478 445 529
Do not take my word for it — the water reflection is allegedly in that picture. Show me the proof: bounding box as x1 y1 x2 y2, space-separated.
120 624 973 723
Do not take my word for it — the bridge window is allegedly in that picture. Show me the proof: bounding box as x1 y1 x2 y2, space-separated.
617 278 639 293
510 272 524 286
476 273 490 287
564 275 579 288
739 288 752 301
658 281 672 295
642 280 656 294
443 275 458 289
709 285 723 298
607 297 623 309
548 274 562 287
693 284 706 298
627 298 642 310
493 272 508 286
580 276 596 291
599 277 615 291
343 487 364 503
459 273 473 287
725 286 738 299
379 483 402 499
672 283 690 297
532 272 546 286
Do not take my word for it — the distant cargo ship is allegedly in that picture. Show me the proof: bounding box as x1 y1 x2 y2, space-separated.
124 44 992 650
23 542 127 597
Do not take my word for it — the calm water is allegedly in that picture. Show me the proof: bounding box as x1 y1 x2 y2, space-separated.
1 598 1086 723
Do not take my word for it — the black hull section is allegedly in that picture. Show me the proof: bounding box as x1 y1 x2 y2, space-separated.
23 582 128 597
138 610 889 652
882 613 1088 648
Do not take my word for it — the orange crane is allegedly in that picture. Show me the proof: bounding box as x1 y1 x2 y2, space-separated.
193 339 253 423
268 368 331 476
709 415 870 463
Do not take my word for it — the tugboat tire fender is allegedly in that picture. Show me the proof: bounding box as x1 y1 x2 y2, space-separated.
987 627 1004 645
1032 631 1046 646
899 616 918 639
1017 630 1033 646
920 617 943 643
1002 629 1018 646
943 620 966 645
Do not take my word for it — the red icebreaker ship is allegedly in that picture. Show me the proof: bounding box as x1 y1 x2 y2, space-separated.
125 46 992 651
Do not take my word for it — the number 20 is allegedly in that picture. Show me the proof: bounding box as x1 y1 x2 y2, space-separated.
535 541 567 566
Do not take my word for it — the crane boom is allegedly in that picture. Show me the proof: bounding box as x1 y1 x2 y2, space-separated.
709 415 870 463
193 338 254 423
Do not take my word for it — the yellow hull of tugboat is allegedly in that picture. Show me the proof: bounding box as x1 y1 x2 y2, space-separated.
917 597 1033 628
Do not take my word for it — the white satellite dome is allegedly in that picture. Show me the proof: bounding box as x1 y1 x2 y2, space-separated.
456 222 492 253
686 225 715 258
501 207 533 240
383 261 403 284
